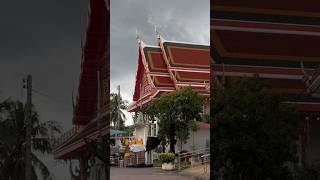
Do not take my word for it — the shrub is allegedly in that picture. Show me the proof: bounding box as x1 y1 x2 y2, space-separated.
159 153 175 163
292 160 320 179
152 159 162 167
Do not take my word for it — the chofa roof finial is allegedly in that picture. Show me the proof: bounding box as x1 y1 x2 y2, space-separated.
136 29 140 42
154 24 160 39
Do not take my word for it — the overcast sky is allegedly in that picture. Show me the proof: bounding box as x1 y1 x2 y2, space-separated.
0 0 208 179
111 0 210 125
0 1 88 179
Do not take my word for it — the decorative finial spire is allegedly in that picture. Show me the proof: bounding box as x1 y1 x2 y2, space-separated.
154 24 160 39
154 24 158 36
136 29 140 43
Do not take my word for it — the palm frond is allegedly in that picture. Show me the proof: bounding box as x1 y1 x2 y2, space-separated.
0 99 58 180
46 120 62 134
32 137 52 153
31 165 39 180
31 153 51 180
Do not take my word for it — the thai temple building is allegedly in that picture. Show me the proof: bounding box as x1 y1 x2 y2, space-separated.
52 0 109 180
127 33 210 164
211 0 320 163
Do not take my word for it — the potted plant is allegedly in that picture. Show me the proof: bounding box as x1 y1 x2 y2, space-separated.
159 153 176 170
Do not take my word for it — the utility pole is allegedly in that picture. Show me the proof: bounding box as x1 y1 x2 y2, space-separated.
23 75 32 180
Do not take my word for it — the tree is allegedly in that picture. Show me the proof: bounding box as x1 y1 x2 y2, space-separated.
148 86 203 153
293 160 320 179
110 93 128 130
201 113 210 123
212 78 300 179
0 99 61 180
125 125 135 137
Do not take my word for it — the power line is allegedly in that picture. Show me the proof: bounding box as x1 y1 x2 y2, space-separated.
31 88 73 110
32 88 52 99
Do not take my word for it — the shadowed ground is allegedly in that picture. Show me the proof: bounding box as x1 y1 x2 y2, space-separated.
110 167 196 180
180 164 210 180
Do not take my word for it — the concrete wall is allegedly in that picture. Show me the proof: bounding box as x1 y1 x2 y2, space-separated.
135 122 210 164
175 128 210 152
134 126 145 141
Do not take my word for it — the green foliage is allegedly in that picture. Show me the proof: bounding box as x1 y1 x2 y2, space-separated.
188 118 197 132
292 160 320 180
110 93 128 130
125 125 135 136
159 153 176 163
212 78 300 179
0 99 61 180
201 113 210 123
152 159 162 167
177 119 197 145
148 86 203 152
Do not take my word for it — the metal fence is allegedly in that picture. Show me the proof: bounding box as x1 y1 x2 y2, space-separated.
176 148 210 171
51 126 80 148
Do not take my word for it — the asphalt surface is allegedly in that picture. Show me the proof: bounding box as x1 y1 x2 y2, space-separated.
110 167 196 180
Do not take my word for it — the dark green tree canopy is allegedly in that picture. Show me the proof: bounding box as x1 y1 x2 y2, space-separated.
212 78 300 179
0 99 61 180
148 86 203 153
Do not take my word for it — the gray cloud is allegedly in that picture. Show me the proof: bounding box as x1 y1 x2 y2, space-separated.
0 0 88 179
110 0 209 102
110 0 209 128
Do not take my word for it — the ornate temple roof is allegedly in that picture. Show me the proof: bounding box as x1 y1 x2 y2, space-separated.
211 0 320 111
128 34 210 112
53 0 109 159
72 0 109 125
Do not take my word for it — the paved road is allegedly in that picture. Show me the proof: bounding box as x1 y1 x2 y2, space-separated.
110 167 195 180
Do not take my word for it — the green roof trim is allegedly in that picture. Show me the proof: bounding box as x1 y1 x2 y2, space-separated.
212 47 318 69
283 94 320 103
143 47 168 73
162 41 210 70
212 11 320 26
